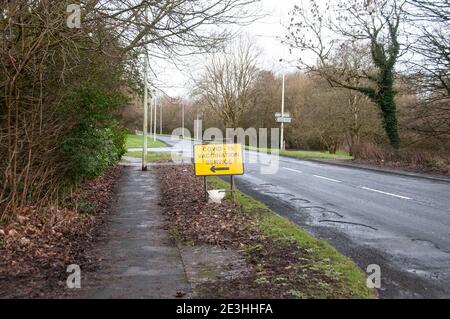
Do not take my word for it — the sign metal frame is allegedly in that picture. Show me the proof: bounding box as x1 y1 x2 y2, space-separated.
193 143 245 177
193 142 244 202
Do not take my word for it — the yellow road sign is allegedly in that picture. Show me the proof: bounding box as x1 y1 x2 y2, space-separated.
194 144 244 176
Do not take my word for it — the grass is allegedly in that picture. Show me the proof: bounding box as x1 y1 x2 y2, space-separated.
125 134 166 149
208 176 374 299
280 149 353 160
246 146 353 160
124 151 172 162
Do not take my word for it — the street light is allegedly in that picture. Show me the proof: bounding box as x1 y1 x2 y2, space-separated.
142 17 150 171
149 89 156 141
160 97 163 136
153 91 157 141
142 56 149 171
195 111 203 141
181 102 185 139
279 58 286 150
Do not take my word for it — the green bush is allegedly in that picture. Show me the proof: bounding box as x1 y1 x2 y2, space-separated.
60 86 128 183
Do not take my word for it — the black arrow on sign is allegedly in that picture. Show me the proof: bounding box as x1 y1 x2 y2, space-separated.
210 166 230 173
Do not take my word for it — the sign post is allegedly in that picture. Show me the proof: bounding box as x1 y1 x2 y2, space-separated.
275 112 292 149
194 143 244 202
203 176 208 202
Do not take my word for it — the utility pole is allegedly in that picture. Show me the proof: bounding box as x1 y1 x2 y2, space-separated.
149 92 153 140
153 91 157 141
280 72 285 150
196 112 200 141
182 102 185 139
142 43 149 171
160 97 163 135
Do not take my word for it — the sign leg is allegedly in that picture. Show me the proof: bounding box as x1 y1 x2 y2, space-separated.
204 176 208 202
231 175 236 202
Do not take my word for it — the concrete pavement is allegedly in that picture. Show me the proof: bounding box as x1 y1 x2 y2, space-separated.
77 166 191 299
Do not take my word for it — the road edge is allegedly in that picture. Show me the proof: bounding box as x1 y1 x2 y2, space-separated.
301 158 450 183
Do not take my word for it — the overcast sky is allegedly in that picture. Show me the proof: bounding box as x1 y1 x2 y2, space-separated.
153 0 300 98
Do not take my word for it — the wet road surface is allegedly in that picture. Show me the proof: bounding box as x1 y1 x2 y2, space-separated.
156 136 450 298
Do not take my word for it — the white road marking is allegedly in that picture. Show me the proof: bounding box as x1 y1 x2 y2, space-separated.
361 187 412 200
284 168 303 174
313 175 342 183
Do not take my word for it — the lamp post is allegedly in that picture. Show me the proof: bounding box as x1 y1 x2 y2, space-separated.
280 72 286 150
142 16 150 171
279 59 286 150
142 55 149 171
160 97 163 136
153 90 157 141
149 90 153 141
182 102 185 139
195 111 203 141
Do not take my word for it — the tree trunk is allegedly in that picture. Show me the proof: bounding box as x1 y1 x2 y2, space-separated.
378 72 400 150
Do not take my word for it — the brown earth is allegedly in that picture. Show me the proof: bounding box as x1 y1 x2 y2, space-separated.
0 166 122 298
157 164 355 299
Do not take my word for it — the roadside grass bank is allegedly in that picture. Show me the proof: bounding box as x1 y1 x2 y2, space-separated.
125 134 166 149
124 151 172 162
351 143 450 176
0 166 123 298
157 164 374 299
246 146 353 160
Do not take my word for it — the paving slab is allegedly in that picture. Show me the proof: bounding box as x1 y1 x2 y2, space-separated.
77 166 192 299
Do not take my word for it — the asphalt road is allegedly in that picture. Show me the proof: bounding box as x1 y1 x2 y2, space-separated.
156 136 450 298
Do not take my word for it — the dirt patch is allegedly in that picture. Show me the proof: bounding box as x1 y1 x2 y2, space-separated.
159 167 262 248
157 164 360 299
0 166 122 298
180 245 252 290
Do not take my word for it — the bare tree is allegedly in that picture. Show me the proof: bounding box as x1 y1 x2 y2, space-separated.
0 0 262 217
286 0 406 150
194 37 260 128
403 0 450 139
281 73 381 153
244 70 280 129
80 1 262 60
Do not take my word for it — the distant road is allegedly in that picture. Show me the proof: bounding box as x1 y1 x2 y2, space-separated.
156 136 450 298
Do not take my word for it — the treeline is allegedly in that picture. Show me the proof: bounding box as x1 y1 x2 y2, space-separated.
0 0 260 218
157 0 449 171
158 71 409 152
0 1 130 218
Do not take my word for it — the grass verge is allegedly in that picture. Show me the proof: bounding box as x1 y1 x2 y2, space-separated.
247 146 353 160
124 151 171 162
125 134 166 149
208 176 374 299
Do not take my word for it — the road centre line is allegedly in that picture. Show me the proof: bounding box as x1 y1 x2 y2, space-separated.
361 187 412 200
313 175 342 183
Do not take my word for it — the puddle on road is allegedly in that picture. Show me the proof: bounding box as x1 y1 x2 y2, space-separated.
252 183 377 234
319 219 378 231
290 198 311 204
265 191 295 197
296 206 344 222
406 268 440 280
411 238 442 251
